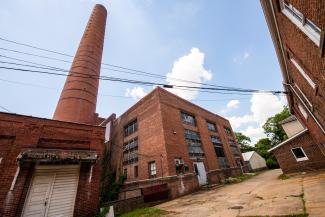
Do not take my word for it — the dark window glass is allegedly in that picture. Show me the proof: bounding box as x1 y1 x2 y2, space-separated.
207 121 217 132
134 166 138 178
123 137 139 165
184 129 204 157
124 119 138 137
123 168 127 178
292 148 306 159
181 112 196 126
218 157 229 169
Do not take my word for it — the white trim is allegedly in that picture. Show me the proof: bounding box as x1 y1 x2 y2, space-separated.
291 147 309 162
290 58 316 89
298 103 308 120
268 129 308 152
280 0 321 46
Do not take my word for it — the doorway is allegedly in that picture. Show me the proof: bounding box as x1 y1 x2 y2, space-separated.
193 162 207 185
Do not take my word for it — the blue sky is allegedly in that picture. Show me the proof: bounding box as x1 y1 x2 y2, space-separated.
0 0 287 144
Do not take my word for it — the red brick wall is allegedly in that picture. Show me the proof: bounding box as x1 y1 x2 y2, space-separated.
0 112 105 217
271 0 325 143
111 87 244 196
273 130 325 174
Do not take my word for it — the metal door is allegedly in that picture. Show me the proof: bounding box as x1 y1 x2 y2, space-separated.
193 162 207 185
22 165 80 217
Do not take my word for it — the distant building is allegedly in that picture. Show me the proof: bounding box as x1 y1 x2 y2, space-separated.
242 151 267 172
105 87 246 200
261 0 325 173
0 4 107 216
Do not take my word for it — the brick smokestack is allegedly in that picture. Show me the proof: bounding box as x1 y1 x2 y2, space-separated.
53 4 107 124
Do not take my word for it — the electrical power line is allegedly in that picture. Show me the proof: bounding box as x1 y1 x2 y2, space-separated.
0 36 273 91
0 105 11 112
0 63 286 96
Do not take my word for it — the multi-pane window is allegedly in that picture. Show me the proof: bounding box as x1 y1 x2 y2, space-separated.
280 0 321 46
181 111 196 126
224 127 232 136
229 139 241 157
184 129 204 157
291 147 308 161
148 161 157 178
123 138 138 165
207 121 217 132
218 157 229 169
124 119 138 137
211 136 225 157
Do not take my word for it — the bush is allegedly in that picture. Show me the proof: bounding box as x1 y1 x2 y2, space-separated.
266 157 279 169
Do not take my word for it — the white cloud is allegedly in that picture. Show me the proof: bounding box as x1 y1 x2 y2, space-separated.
165 48 212 100
227 100 239 109
228 93 287 144
233 50 251 64
240 126 265 144
243 51 250 59
125 86 147 100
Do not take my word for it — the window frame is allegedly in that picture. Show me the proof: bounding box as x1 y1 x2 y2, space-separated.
291 147 309 162
290 58 316 89
280 0 321 46
148 161 157 178
181 111 196 126
207 120 217 132
298 103 308 120
123 119 138 137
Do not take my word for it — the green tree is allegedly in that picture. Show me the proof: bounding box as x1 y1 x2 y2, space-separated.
263 106 290 146
235 132 255 153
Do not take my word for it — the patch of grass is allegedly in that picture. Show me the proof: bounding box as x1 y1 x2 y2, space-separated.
94 206 109 217
224 172 260 184
278 174 290 180
118 207 168 217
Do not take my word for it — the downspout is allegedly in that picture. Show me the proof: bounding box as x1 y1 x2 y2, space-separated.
268 0 325 137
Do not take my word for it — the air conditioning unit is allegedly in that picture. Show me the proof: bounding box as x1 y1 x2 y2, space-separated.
175 159 184 165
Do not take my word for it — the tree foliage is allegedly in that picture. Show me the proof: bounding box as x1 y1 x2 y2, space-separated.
254 138 279 169
263 106 290 146
235 132 255 153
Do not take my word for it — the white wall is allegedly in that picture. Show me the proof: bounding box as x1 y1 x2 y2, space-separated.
249 152 267 170
282 120 304 138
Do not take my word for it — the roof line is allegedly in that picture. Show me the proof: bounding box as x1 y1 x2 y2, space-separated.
268 129 308 152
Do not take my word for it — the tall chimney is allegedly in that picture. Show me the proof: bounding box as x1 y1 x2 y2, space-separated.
53 4 107 124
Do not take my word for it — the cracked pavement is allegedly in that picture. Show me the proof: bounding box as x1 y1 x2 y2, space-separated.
157 169 325 217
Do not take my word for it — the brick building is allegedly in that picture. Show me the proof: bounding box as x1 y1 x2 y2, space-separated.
106 87 245 199
0 4 107 216
261 0 325 173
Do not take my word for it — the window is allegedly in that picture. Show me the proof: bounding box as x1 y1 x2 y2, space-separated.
134 166 138 178
218 157 229 169
123 168 127 178
123 138 138 152
291 147 308 161
148 161 157 178
124 119 138 137
181 111 196 126
298 103 308 120
175 158 185 175
290 58 316 89
211 136 225 157
229 139 241 157
207 121 217 132
184 129 205 157
224 127 232 136
280 0 321 46
123 138 139 165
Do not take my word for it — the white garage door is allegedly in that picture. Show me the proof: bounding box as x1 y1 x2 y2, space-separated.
22 164 80 217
